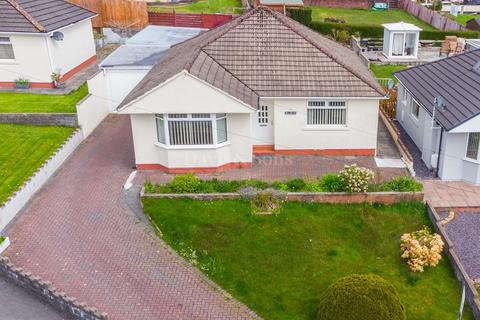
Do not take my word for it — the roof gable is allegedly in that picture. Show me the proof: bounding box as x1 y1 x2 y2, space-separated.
395 49 480 131
119 8 384 110
0 0 96 33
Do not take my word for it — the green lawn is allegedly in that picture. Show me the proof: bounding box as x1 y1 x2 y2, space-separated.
143 199 472 320
310 7 437 31
370 64 407 83
0 83 88 113
445 13 480 26
0 124 75 204
148 0 242 14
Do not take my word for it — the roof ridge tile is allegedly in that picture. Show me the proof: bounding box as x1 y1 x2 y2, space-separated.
5 0 45 32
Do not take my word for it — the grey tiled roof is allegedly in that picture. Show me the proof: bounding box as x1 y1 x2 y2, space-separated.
119 8 384 109
395 49 480 131
0 0 96 33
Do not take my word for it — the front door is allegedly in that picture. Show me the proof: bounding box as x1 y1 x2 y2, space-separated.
254 102 274 145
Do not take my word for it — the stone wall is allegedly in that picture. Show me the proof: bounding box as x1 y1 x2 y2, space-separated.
0 113 78 127
142 190 424 205
0 257 107 320
303 0 371 9
427 204 480 319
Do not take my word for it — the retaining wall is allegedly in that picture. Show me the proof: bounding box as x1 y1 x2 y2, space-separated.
0 257 107 320
427 204 480 319
0 113 78 127
0 129 84 231
142 190 424 204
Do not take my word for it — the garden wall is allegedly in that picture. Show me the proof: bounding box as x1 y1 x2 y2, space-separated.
0 129 84 231
0 113 78 127
303 0 371 9
427 204 480 319
142 190 424 204
0 257 107 320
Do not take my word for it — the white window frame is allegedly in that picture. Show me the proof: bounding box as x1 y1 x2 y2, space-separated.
466 132 480 161
306 100 347 127
411 99 420 120
155 113 229 149
0 37 15 61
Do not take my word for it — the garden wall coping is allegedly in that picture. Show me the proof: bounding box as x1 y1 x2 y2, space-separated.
0 257 107 320
141 188 424 204
427 203 480 320
0 113 78 127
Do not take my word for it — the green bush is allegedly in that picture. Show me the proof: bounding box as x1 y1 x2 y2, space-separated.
287 7 312 25
271 181 289 191
320 174 345 192
380 176 423 192
332 29 351 44
317 274 406 320
286 178 307 191
171 173 200 193
307 21 480 40
304 179 323 192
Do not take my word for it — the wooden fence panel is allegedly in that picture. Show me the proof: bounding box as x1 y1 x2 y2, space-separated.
148 11 233 29
69 0 148 29
399 0 466 31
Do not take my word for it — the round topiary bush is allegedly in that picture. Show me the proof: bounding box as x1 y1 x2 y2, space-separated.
317 274 406 320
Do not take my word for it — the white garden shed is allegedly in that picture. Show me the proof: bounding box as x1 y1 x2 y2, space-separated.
382 22 422 59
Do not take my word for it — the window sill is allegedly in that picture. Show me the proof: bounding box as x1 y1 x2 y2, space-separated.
0 59 17 65
155 142 230 150
463 157 480 165
302 125 349 131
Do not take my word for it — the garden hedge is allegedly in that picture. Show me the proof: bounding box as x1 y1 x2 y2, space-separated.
317 274 406 320
286 8 480 40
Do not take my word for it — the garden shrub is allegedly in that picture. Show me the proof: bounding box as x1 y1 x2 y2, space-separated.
324 17 345 24
320 174 345 192
171 173 200 193
286 7 312 25
286 178 307 191
332 29 351 44
339 164 374 193
303 179 323 192
239 187 286 214
380 176 423 192
317 274 406 320
271 181 289 191
400 227 444 272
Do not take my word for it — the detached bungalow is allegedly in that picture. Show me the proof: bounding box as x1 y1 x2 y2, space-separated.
118 8 385 173
395 49 480 184
0 0 96 88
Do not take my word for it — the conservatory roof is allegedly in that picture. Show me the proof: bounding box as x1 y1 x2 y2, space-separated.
382 21 422 32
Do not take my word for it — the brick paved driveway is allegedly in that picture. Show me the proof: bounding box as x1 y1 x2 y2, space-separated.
5 115 257 320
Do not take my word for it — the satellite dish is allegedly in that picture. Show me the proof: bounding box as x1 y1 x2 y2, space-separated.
387 79 395 91
51 31 64 41
435 96 446 111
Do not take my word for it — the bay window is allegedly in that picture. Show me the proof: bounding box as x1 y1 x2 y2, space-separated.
466 132 480 160
155 113 227 147
307 100 347 125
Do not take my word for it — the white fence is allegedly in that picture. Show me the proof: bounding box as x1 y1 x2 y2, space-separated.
77 71 110 138
0 130 84 231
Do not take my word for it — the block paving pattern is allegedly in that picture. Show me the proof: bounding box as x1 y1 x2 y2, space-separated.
5 115 258 320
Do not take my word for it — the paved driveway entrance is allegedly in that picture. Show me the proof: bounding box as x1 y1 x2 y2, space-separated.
5 115 256 320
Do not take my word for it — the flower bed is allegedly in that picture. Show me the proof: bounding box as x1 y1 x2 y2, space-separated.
144 165 423 194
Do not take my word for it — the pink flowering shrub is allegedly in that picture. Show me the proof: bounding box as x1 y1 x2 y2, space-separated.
400 227 444 272
339 164 374 193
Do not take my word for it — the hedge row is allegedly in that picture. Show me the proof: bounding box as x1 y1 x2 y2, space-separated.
309 21 480 40
286 8 480 40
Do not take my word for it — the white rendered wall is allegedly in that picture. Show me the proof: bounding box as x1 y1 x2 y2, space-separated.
105 69 149 111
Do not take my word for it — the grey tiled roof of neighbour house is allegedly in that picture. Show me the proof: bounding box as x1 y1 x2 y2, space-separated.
0 0 96 33
119 7 385 110
395 49 480 131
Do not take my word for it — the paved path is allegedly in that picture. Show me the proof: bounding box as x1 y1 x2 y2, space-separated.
423 180 480 208
5 115 257 320
0 275 73 320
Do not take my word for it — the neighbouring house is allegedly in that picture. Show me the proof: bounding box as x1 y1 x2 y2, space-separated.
382 22 422 60
466 18 480 31
395 49 480 184
0 0 96 88
99 25 205 111
117 8 385 173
